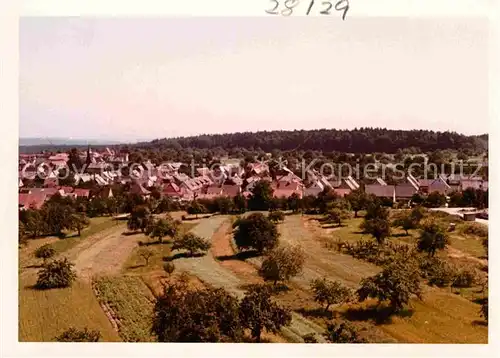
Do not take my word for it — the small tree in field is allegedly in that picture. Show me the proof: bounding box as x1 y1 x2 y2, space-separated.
163 262 175 276
268 210 285 223
259 245 305 286
346 190 371 218
310 278 354 313
34 244 56 264
55 327 101 342
360 218 391 245
36 258 77 289
172 233 211 257
392 208 423 235
138 247 154 266
69 213 90 236
239 284 292 342
149 215 180 243
357 259 422 312
417 220 449 257
326 208 351 227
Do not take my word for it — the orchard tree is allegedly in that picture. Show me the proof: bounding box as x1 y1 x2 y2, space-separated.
149 215 180 243
55 327 101 342
259 245 305 286
239 284 292 342
127 205 153 233
417 220 449 257
310 278 354 313
172 233 211 257
163 262 175 277
326 208 351 227
69 213 90 236
346 190 372 218
36 258 77 289
152 281 242 342
233 213 280 254
357 260 422 312
34 244 56 264
248 181 274 211
360 218 391 245
138 247 154 266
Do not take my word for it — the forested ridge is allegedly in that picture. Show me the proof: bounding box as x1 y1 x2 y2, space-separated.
138 128 487 154
19 128 487 155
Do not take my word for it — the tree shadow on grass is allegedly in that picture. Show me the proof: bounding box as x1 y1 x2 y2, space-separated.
472 320 488 327
239 283 290 294
391 233 410 238
163 252 206 262
321 223 344 229
296 307 335 320
126 264 146 270
216 250 261 262
123 231 141 236
342 305 414 325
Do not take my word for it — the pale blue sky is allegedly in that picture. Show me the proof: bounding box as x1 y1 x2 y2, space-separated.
20 17 489 141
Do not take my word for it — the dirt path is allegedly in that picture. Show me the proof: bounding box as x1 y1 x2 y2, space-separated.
172 215 328 343
279 216 379 289
63 222 138 281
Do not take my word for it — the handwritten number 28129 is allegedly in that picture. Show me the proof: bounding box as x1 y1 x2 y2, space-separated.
266 0 349 19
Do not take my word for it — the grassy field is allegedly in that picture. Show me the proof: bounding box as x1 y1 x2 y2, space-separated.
122 222 197 275
294 213 488 343
50 217 122 254
19 216 124 342
19 274 120 342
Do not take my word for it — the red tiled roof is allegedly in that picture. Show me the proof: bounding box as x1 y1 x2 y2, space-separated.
365 185 395 198
73 188 91 198
19 193 47 210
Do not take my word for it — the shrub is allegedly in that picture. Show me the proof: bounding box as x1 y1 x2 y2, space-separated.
34 244 56 263
268 210 285 223
418 256 456 287
302 333 319 343
452 267 478 288
55 327 101 342
324 321 366 343
461 223 488 238
36 258 77 289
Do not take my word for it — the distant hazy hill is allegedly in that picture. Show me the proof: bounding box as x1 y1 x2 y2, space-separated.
19 137 122 146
